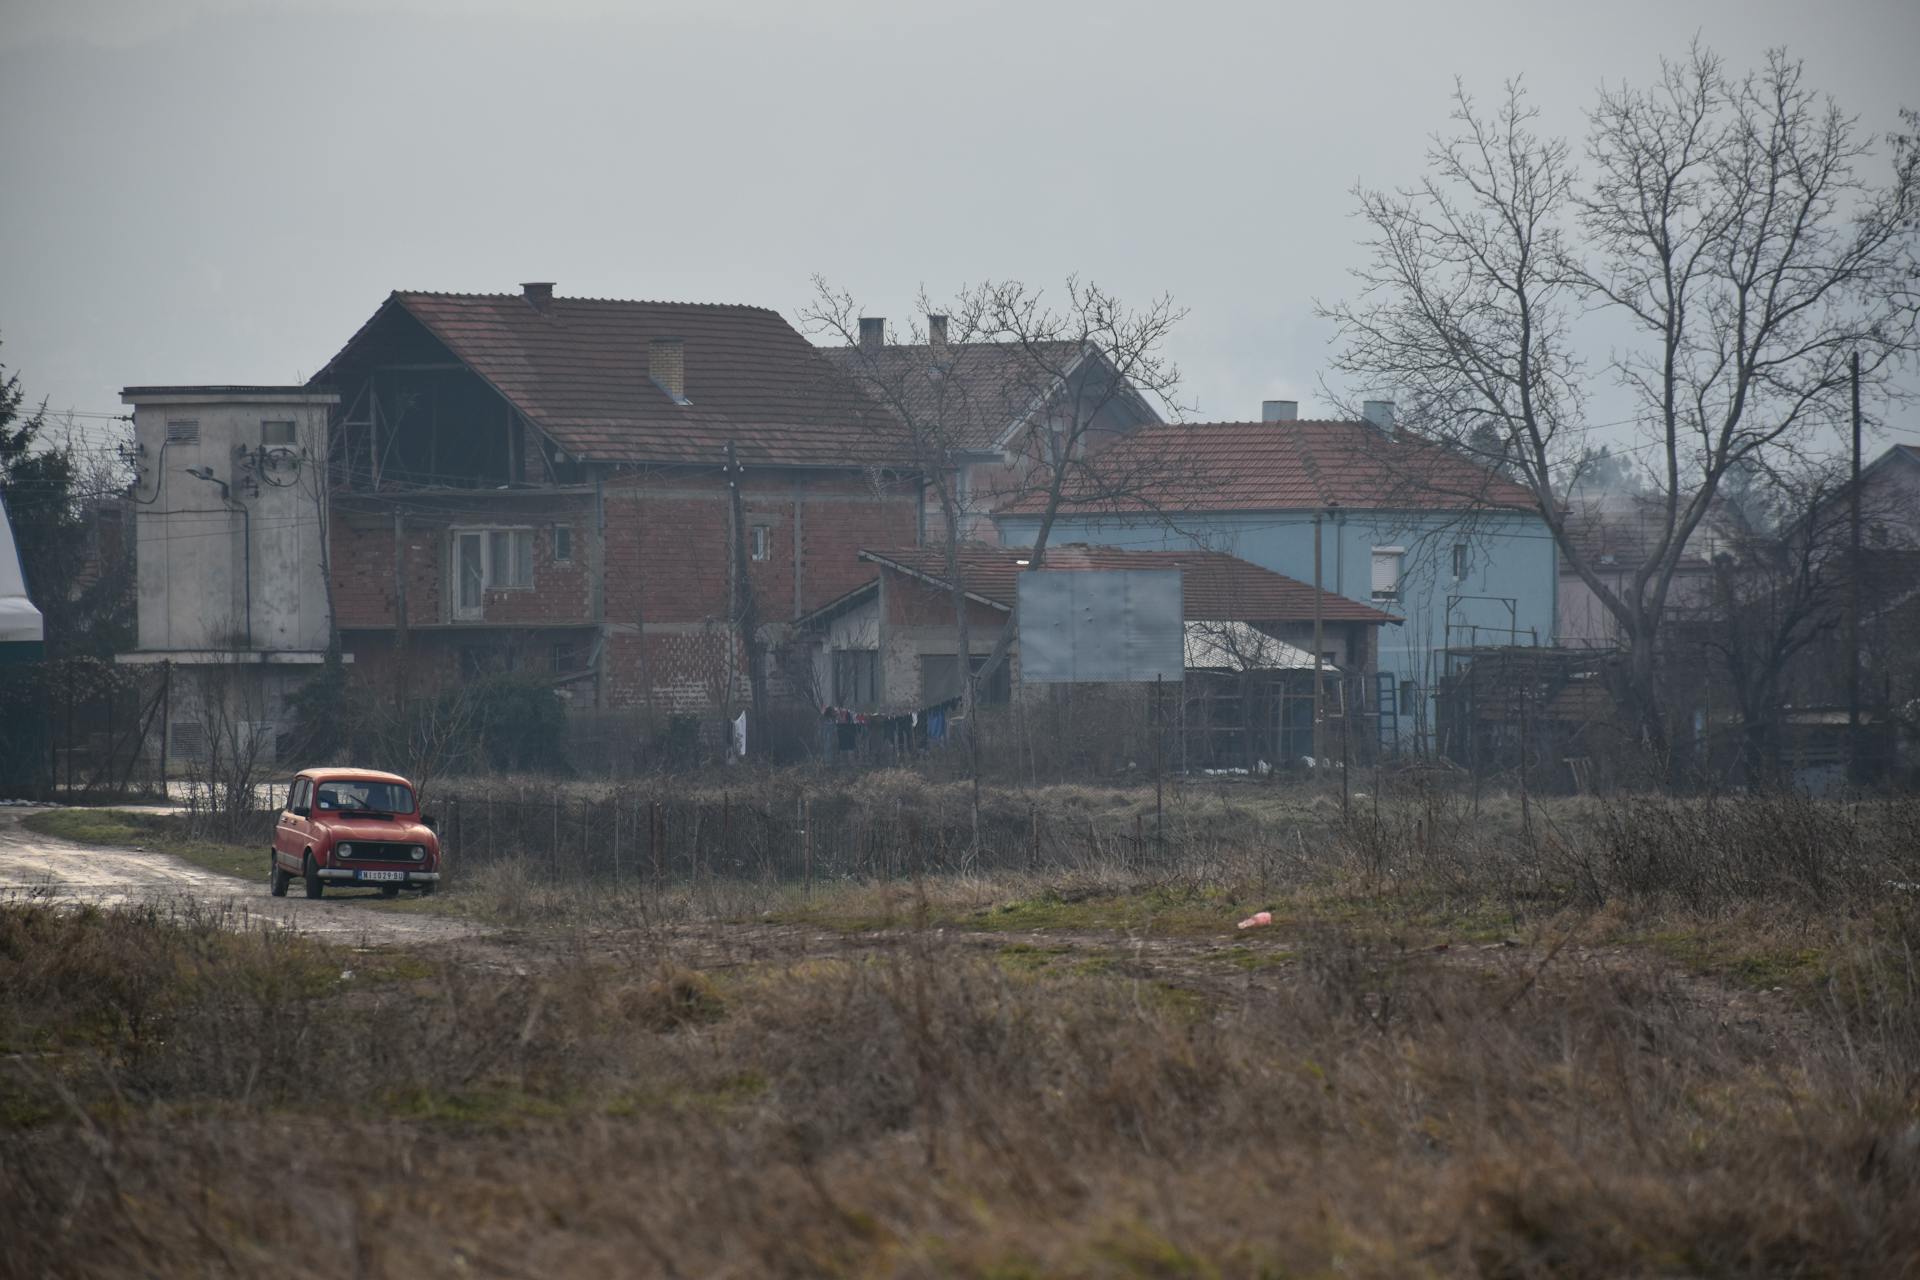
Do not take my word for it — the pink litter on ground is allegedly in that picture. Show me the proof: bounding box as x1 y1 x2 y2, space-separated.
1237 911 1273 930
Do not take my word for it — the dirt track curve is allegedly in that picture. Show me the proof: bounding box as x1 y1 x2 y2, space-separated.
0 807 481 947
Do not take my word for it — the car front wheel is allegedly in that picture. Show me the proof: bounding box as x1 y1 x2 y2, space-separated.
303 854 324 900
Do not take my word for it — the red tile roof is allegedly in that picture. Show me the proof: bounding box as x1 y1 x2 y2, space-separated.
816 340 1101 451
859 544 1400 625
315 291 906 468
995 419 1540 515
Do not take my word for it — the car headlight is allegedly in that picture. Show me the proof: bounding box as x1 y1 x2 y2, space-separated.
337 843 352 857
411 846 425 861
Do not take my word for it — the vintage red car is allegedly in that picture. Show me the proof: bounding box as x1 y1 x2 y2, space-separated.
270 768 442 899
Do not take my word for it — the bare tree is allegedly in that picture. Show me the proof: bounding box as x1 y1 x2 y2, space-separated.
1689 463 1865 783
803 277 1186 836
801 283 1011 844
1320 45 1919 759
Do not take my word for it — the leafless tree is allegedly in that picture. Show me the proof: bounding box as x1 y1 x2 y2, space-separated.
1319 44 1920 760
180 659 276 844
801 283 1009 842
1686 462 1874 783
803 277 1186 838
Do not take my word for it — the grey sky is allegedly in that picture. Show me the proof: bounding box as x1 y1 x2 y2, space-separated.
3 0 1916 460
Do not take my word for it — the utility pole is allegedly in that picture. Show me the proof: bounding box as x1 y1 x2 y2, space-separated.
1312 512 1324 765
725 441 768 758
392 507 408 714
1848 350 1863 782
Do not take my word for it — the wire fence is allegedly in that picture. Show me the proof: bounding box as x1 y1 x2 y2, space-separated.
432 784 1193 887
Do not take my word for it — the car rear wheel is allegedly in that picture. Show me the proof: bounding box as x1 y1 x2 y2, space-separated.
303 853 324 900
269 853 290 898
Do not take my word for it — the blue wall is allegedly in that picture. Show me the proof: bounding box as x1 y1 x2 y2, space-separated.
994 507 1558 747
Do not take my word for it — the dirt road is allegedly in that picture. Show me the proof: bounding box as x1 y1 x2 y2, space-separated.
0 807 481 947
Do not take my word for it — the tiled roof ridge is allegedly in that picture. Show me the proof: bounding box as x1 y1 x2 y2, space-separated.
392 289 780 314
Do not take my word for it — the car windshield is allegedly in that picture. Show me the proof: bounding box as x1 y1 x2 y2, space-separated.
313 780 413 815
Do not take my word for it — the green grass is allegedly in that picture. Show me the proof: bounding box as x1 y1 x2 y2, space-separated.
22 808 263 881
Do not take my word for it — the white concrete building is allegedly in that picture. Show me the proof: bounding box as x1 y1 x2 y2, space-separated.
118 385 338 767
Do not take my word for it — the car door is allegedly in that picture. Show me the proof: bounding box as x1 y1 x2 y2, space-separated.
277 778 310 866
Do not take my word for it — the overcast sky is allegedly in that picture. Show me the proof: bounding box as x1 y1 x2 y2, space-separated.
3 0 1916 461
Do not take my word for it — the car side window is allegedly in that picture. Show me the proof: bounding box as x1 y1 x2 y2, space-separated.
292 779 311 812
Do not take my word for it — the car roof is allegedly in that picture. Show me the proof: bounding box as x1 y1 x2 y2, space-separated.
297 768 414 786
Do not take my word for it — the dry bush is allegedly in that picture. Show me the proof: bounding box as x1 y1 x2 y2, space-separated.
5 890 1920 1277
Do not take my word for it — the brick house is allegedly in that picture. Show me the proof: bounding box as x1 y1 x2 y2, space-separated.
122 284 921 761
313 284 921 725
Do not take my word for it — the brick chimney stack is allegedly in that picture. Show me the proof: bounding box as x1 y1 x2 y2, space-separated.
927 314 948 348
859 317 885 352
521 282 555 314
650 337 688 404
1261 400 1298 423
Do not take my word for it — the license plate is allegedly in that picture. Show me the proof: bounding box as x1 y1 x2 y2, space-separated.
356 869 405 882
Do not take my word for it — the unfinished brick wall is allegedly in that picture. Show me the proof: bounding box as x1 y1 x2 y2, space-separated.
330 499 595 629
332 467 916 719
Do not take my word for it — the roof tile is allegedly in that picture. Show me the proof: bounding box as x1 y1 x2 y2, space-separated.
998 420 1540 514
860 544 1400 625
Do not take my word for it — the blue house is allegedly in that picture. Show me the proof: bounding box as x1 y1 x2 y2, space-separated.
991 401 1556 750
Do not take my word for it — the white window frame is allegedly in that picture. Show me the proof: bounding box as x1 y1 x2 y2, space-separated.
1371 546 1405 602
450 526 535 620
1451 541 1469 581
749 524 771 562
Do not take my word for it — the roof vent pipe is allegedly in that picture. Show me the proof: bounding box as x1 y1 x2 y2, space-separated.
1262 400 1298 423
858 316 885 352
1362 399 1396 435
649 337 689 405
521 281 555 313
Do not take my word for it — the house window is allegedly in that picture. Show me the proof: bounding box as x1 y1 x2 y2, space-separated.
1371 546 1404 602
1451 542 1469 580
552 640 586 674
166 420 200 445
452 527 535 618
553 524 573 562
261 420 297 446
487 529 534 589
832 649 879 706
750 524 771 562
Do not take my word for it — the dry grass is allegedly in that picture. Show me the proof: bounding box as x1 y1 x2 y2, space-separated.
4 793 1919 1277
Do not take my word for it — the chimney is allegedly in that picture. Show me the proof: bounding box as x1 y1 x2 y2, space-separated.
1362 399 1396 434
927 314 948 348
858 316 885 352
649 337 688 404
1261 400 1298 423
521 281 555 314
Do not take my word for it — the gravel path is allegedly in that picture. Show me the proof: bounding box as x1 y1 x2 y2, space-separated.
0 807 483 947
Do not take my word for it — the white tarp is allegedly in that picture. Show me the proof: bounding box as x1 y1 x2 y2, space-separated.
0 495 43 644
1182 620 1327 673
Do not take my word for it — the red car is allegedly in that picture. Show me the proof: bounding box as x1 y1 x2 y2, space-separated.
271 768 442 899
